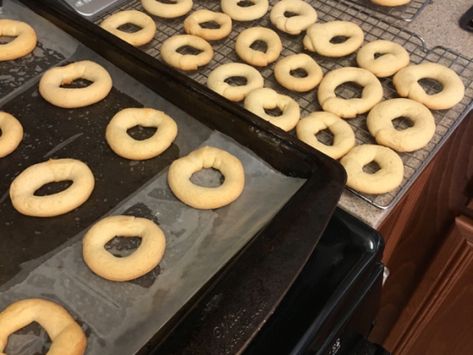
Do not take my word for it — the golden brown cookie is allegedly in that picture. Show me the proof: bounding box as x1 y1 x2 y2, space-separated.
83 215 166 281
168 146 245 209
367 98 436 152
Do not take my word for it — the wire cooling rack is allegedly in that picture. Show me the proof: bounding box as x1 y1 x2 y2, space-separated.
95 0 473 210
346 0 432 22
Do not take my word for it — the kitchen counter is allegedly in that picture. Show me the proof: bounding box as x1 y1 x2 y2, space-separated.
405 0 473 58
339 0 473 228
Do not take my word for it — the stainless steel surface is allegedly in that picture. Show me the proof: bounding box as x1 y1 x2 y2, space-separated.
96 0 473 210
61 0 127 19
346 0 433 22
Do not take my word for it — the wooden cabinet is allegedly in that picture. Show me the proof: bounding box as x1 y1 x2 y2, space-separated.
369 112 473 349
385 216 473 354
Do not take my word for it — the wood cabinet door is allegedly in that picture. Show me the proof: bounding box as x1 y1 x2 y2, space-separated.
386 216 473 354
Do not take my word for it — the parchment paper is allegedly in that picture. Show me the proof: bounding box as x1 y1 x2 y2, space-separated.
0 2 305 354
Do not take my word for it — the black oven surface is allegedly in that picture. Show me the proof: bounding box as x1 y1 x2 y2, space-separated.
157 209 384 355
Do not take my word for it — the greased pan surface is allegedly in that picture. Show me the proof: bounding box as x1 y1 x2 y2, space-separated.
2 1 346 354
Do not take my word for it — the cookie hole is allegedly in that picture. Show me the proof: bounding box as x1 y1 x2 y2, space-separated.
290 68 308 78
117 23 142 33
200 21 221 29
105 236 142 257
250 40 268 53
335 81 363 99
418 78 443 95
159 0 178 3
315 128 335 146
224 76 248 86
363 161 381 174
34 180 73 196
127 125 157 140
176 45 202 55
237 0 256 7
392 116 414 131
330 35 349 44
5 322 51 355
264 106 283 117
61 78 93 89
374 52 386 59
191 168 224 187
284 11 300 18
0 36 15 44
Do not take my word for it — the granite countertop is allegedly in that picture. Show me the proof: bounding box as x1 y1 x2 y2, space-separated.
338 0 473 228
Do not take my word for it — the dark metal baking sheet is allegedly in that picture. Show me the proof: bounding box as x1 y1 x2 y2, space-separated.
2 1 347 354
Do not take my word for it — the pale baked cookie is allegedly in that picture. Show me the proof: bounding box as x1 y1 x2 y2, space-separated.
83 215 166 282
274 54 323 92
0 298 86 355
10 158 95 217
244 87 300 131
184 9 232 41
207 62 264 102
367 98 435 152
318 67 383 118
235 27 282 67
168 146 245 209
371 0 410 7
0 112 23 158
221 0 269 21
141 0 193 18
100 10 156 47
270 0 318 35
296 111 355 159
0 19 37 61
393 62 465 110
106 108 178 160
303 21 364 57
161 34 213 71
356 40 410 77
340 144 404 194
39 60 113 108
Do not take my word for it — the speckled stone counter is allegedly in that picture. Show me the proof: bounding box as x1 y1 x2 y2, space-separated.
338 0 473 228
405 0 473 58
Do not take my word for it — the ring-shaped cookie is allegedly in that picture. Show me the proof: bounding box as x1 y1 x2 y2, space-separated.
357 40 410 77
318 67 383 118
0 19 37 61
367 98 436 152
235 27 282 67
274 54 323 92
161 34 213 71
0 298 87 355
303 21 364 57
393 62 465 110
39 60 113 108
141 0 193 18
270 0 317 35
106 107 178 160
9 158 95 217
371 0 410 6
100 10 156 47
244 87 300 131
168 146 245 209
296 111 355 159
207 62 264 102
184 9 232 41
221 0 269 21
340 144 404 194
0 112 23 158
82 215 166 282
